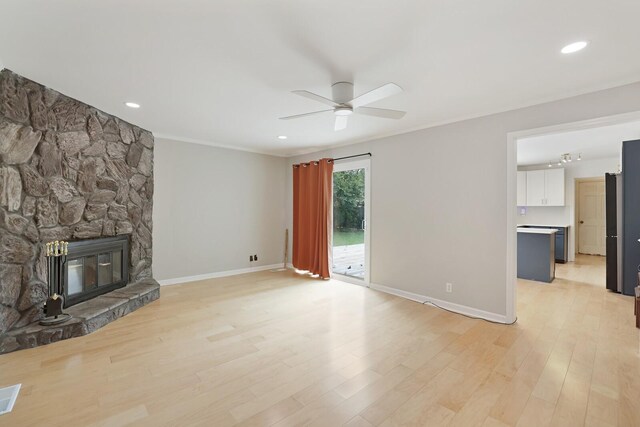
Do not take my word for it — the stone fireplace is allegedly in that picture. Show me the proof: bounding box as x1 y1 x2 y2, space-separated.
0 69 158 353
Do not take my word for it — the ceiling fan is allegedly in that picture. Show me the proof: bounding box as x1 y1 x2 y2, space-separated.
280 82 406 131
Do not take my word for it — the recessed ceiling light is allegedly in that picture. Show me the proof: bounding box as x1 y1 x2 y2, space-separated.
278 135 287 140
561 41 588 54
124 102 140 109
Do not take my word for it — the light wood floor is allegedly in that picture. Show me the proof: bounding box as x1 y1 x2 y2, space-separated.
555 254 607 287
1 256 638 426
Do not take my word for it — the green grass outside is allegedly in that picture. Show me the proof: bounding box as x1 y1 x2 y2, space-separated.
333 229 364 246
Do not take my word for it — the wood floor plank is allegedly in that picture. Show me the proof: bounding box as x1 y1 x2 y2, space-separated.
516 395 556 427
0 255 637 426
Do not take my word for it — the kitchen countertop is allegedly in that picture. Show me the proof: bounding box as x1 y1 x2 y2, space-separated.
517 227 558 234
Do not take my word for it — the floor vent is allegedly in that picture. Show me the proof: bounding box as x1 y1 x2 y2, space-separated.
0 384 21 415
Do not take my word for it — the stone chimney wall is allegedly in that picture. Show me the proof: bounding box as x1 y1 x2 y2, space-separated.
0 69 154 334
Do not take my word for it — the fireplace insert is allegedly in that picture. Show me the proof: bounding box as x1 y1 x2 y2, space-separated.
62 236 129 307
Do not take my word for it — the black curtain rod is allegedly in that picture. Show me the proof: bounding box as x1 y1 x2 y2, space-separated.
332 152 372 162
293 152 371 167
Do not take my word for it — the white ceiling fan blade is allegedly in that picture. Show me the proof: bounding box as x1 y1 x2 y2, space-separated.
349 83 402 108
355 107 406 119
334 115 348 131
292 90 339 107
280 109 333 120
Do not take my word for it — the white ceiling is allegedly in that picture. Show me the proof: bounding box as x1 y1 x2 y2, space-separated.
517 120 640 165
1 1 640 157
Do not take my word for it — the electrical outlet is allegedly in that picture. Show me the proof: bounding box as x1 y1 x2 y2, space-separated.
249 255 254 262
446 283 453 293
254 254 258 261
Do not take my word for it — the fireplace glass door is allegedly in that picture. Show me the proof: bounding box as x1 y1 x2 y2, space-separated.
85 256 97 291
67 258 83 295
98 253 112 286
63 236 129 306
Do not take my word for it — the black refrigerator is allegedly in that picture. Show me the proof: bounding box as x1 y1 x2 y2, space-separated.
605 173 623 292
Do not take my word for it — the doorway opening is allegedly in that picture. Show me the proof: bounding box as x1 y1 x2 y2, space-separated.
508 112 640 322
332 159 370 285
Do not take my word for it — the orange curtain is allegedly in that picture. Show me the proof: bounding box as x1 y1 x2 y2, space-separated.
292 158 333 279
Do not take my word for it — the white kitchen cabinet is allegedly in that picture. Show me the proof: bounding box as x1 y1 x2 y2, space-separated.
517 171 527 206
544 168 565 206
525 168 565 206
526 170 546 206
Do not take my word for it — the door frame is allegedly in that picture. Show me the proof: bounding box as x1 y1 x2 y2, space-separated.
331 158 371 286
574 176 606 256
507 110 640 324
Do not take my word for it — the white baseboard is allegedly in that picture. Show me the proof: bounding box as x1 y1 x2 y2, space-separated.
158 264 285 286
368 282 508 324
159 266 507 323
331 273 368 287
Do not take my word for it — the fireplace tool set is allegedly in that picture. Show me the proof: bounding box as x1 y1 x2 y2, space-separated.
39 240 73 326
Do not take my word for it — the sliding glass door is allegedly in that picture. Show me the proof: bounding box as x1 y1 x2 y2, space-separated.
332 159 370 284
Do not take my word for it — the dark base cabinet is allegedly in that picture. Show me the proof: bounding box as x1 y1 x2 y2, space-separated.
518 225 568 263
554 227 568 263
517 232 556 283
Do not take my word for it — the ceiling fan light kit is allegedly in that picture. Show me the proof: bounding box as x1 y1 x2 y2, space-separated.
334 106 353 116
280 81 406 131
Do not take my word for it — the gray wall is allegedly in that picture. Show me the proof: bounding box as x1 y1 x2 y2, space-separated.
287 81 640 317
153 138 286 282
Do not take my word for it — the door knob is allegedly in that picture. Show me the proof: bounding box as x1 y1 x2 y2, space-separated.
580 221 584 224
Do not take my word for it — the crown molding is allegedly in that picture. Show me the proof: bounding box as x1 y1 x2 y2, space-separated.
153 133 288 158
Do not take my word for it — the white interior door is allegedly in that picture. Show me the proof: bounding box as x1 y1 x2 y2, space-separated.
331 159 371 285
578 180 606 255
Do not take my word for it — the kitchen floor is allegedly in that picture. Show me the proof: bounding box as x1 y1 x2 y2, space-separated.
556 254 606 287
